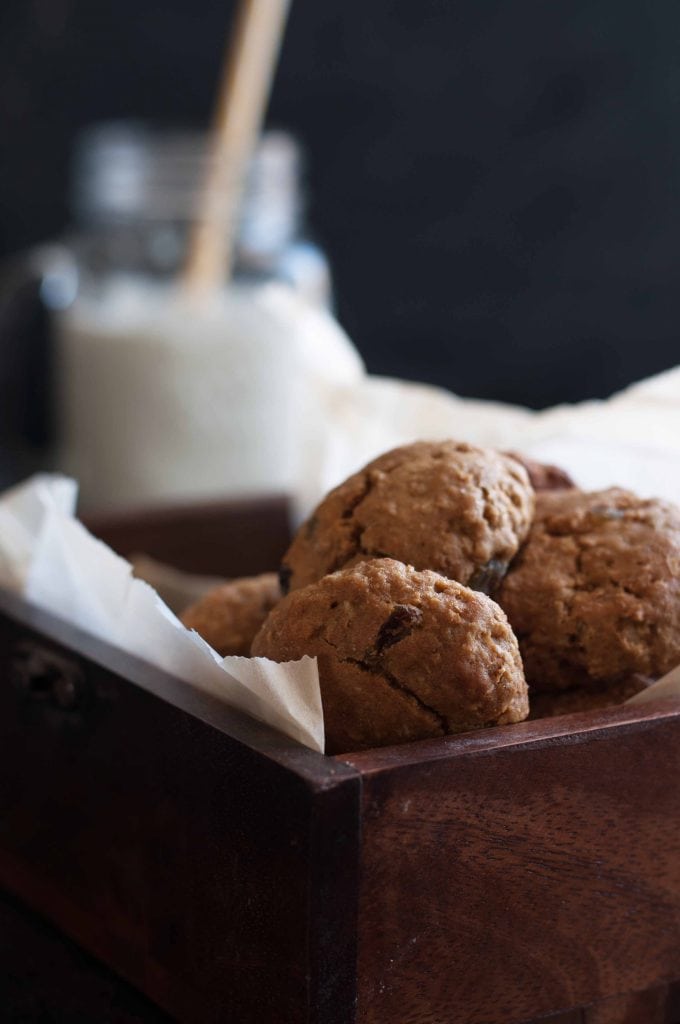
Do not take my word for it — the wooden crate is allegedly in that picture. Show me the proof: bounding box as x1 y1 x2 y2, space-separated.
0 498 679 1024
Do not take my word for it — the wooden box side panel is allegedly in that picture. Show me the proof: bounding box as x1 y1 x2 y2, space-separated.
86 494 292 577
349 711 680 1024
0 610 359 1024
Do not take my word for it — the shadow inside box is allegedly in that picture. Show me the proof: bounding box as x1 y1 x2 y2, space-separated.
84 492 293 577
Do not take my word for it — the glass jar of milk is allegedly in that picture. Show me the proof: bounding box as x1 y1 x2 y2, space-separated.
48 123 362 512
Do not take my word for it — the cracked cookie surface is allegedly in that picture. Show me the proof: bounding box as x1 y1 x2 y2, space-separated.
280 441 534 595
181 572 280 656
251 558 528 753
498 488 680 691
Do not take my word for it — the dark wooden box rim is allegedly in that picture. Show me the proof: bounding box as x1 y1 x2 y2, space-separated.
3 584 679 784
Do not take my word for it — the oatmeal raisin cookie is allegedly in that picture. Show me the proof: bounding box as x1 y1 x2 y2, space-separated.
182 572 280 656
280 441 534 597
499 488 680 691
253 557 528 753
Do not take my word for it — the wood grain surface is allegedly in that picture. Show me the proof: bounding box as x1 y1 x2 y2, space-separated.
582 980 680 1022
0 886 171 1022
0 588 360 1024
343 705 680 1024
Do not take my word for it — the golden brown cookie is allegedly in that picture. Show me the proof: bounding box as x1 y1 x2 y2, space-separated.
498 488 680 691
504 452 575 491
181 572 280 656
252 558 528 753
529 675 654 719
280 441 534 596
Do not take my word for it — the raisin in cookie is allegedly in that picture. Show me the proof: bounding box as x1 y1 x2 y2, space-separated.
182 572 280 656
499 488 680 691
280 441 534 596
252 558 528 753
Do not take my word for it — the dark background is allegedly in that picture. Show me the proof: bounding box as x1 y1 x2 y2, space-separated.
1 0 679 409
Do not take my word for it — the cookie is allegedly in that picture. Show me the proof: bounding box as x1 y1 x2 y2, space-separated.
498 488 680 691
181 572 280 657
504 452 575 492
252 558 528 753
280 441 534 596
529 675 654 720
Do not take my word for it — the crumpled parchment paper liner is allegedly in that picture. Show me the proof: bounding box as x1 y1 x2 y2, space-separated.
0 475 324 752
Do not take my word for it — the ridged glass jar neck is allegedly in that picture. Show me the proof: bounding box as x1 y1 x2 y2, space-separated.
70 122 304 278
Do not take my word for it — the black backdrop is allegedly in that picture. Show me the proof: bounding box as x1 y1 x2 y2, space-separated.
1 0 679 408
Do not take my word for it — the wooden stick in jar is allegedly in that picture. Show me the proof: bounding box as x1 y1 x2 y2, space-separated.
183 0 292 296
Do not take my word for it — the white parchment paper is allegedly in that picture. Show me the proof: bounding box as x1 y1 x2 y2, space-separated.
626 664 680 706
301 366 680 512
0 475 324 752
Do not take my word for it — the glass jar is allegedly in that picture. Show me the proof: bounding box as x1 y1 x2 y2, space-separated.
68 122 333 306
0 123 362 512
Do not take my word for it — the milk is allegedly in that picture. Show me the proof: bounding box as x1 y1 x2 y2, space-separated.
55 276 364 512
